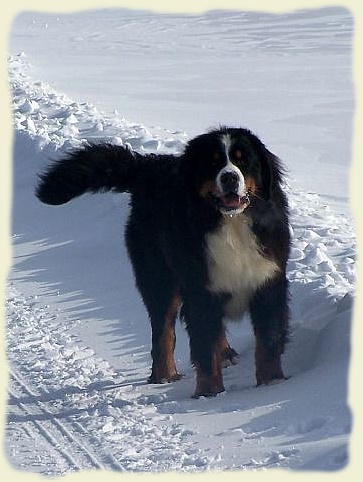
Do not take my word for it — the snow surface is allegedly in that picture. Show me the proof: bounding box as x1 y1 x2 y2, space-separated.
5 6 357 476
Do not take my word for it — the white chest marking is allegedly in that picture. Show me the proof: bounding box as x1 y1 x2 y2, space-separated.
206 216 279 320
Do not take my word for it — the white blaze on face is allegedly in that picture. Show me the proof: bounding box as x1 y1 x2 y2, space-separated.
216 134 246 196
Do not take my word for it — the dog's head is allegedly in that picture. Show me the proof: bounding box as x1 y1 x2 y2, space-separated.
182 127 281 216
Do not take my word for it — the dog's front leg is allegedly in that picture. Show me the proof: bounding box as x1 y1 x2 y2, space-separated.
249 275 289 386
183 291 226 398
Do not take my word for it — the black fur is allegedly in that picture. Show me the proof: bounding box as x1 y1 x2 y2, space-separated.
36 127 290 398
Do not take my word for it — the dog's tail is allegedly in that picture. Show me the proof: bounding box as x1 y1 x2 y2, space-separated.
36 143 141 205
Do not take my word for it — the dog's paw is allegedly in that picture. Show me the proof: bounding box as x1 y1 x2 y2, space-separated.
148 372 183 384
192 373 225 398
256 374 290 387
220 346 240 368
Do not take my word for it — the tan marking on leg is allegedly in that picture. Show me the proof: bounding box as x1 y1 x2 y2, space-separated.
254 331 284 386
193 344 225 398
217 328 231 354
217 329 239 368
150 294 182 383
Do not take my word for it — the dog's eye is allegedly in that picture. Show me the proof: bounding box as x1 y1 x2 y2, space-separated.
234 150 243 160
211 152 220 166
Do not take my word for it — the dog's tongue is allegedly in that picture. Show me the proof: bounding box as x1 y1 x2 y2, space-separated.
221 193 241 208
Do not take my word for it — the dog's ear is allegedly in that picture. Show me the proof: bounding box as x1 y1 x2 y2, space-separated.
258 146 283 201
180 133 212 189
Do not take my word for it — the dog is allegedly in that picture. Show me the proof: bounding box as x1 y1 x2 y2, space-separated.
36 126 290 398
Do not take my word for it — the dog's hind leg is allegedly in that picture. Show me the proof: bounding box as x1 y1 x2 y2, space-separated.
137 273 182 384
125 227 182 384
147 290 183 384
139 281 182 384
217 329 240 368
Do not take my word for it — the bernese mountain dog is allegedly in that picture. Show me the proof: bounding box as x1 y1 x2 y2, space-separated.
36 126 290 398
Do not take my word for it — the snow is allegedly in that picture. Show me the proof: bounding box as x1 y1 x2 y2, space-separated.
4 4 359 477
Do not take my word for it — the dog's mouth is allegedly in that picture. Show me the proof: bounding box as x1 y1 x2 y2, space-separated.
210 191 250 215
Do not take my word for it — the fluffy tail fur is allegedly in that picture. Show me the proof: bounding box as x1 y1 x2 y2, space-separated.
36 143 139 205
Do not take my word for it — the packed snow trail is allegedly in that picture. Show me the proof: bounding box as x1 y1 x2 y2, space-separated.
6 47 354 474
6 285 210 474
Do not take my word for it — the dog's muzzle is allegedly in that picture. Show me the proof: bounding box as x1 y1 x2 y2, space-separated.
214 167 250 216
219 171 240 193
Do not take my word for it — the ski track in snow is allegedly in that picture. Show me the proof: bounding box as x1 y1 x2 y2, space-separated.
6 51 355 474
6 284 209 474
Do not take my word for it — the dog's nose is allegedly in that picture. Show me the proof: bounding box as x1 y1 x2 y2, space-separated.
220 171 240 192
